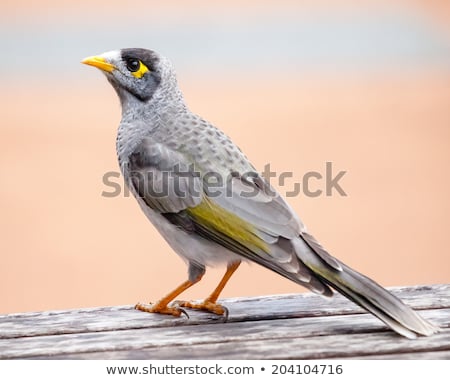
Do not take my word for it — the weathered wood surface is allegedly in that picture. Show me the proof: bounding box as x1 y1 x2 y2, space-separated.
0 284 449 359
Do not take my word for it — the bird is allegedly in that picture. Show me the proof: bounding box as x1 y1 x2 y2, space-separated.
82 48 439 339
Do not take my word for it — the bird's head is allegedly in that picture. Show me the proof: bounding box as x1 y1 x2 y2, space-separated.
82 48 178 109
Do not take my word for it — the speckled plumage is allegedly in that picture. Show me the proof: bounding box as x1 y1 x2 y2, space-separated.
118 99 252 178
83 48 440 338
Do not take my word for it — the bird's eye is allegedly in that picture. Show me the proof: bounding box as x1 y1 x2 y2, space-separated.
125 58 140 72
124 57 149 78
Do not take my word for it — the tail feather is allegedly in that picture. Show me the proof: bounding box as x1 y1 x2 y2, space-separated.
293 237 440 338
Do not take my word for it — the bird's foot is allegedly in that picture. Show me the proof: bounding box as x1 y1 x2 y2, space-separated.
174 299 229 319
134 302 189 318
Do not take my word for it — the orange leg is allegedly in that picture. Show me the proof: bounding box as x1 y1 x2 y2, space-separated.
135 272 203 316
176 261 241 315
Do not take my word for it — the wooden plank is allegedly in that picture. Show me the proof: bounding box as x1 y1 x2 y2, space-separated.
32 327 450 360
0 284 448 339
1 284 448 359
1 308 448 359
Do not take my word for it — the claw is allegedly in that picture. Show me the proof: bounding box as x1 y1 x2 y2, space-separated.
222 305 229 322
179 307 190 319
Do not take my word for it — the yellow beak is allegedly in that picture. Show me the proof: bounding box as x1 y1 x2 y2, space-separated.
81 55 116 73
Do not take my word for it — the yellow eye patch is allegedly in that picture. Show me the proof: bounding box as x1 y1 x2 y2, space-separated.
131 61 149 79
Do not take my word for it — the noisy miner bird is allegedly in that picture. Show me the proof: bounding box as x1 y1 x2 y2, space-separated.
82 48 439 338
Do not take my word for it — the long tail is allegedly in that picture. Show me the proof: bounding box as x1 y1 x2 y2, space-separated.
293 234 440 339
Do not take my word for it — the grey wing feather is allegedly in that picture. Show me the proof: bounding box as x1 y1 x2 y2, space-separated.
201 172 334 295
300 231 343 271
127 137 202 213
212 173 302 239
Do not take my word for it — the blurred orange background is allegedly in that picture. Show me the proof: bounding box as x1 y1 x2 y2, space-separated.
1 0 449 314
